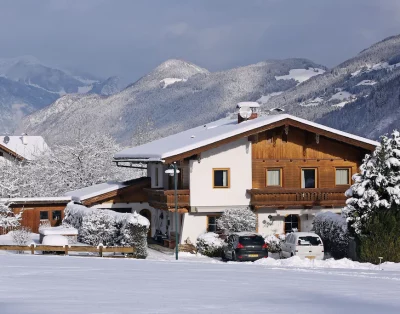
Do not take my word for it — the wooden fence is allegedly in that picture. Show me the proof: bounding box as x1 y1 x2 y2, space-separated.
0 244 135 257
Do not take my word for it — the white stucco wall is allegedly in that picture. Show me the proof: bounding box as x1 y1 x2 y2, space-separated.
257 208 342 236
189 138 252 208
180 213 208 244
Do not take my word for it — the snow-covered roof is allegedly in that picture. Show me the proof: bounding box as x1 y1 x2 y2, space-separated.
0 197 71 204
0 135 50 161
64 181 129 201
114 114 379 162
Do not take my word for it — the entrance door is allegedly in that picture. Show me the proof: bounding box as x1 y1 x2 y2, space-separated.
140 209 152 237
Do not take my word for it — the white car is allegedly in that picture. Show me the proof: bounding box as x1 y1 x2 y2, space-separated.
280 232 324 260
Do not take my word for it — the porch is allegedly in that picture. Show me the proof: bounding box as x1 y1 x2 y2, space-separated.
247 187 347 208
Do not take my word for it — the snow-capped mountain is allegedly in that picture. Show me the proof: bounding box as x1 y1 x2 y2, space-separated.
259 35 400 139
22 58 325 145
0 56 123 133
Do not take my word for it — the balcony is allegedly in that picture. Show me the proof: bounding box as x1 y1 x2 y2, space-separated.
144 189 190 212
247 187 347 208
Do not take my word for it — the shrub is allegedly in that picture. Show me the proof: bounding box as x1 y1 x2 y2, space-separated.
263 234 285 253
217 207 256 233
358 208 400 264
313 212 349 259
118 212 149 259
11 227 32 246
80 211 118 246
196 232 223 257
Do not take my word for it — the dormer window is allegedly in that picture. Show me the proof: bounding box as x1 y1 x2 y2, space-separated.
213 168 230 188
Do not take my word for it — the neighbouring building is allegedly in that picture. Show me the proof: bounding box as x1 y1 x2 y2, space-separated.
113 103 378 245
0 135 50 163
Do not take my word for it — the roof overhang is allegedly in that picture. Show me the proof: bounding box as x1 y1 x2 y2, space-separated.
0 144 25 161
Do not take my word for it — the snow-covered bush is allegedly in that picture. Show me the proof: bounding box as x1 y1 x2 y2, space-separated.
313 212 349 259
11 227 32 246
263 234 286 253
217 207 256 233
118 212 150 259
0 202 21 229
62 202 149 257
196 232 224 257
80 211 118 246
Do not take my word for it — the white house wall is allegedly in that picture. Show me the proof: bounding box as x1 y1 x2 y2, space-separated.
180 213 208 245
189 138 252 208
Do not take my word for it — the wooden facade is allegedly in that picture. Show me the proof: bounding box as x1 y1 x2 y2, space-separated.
248 125 368 208
144 188 190 213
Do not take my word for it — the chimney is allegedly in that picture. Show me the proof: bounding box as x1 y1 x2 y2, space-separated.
237 102 260 123
21 133 28 145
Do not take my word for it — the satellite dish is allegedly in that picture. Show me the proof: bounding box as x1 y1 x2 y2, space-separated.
3 136 10 144
239 106 252 119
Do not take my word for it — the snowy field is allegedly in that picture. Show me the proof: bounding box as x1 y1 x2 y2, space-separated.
1 250 400 314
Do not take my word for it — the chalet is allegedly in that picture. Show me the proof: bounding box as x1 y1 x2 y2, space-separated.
0 135 49 163
113 103 378 245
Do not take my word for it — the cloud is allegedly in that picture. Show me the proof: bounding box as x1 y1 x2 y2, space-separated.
0 0 399 83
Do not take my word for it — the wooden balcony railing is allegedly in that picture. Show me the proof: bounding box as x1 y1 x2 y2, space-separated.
247 188 347 208
144 189 190 212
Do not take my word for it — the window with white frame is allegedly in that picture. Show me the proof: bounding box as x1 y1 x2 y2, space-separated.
266 169 282 186
336 168 350 185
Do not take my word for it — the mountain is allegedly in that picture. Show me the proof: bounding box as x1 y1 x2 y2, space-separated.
258 35 400 139
0 56 123 133
22 58 325 145
89 76 124 96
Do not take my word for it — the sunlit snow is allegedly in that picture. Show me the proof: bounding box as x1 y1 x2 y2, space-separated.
275 68 325 84
160 78 187 88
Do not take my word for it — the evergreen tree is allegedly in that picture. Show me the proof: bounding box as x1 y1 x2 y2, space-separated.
343 130 400 235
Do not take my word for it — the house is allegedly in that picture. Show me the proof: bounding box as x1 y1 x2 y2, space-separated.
0 135 50 163
113 103 378 245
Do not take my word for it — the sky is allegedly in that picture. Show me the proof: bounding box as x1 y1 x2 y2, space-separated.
1 0 400 83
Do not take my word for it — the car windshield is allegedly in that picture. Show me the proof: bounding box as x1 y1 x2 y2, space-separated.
298 236 321 246
239 236 265 245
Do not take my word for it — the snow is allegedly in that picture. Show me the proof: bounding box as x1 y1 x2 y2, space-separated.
329 91 353 101
65 181 129 201
332 101 350 108
237 101 260 108
0 232 39 245
114 114 379 161
0 197 71 203
0 253 400 313
300 97 324 107
257 91 283 104
0 135 50 161
351 62 400 77
356 80 377 86
160 78 187 88
275 68 325 84
77 85 93 94
41 235 68 246
39 226 78 236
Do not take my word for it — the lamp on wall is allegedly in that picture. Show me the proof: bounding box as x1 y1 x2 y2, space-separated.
165 163 180 260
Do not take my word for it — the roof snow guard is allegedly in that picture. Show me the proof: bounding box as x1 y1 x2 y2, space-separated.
114 114 379 164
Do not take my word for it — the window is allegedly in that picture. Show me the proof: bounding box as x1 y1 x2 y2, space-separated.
213 169 230 188
285 215 299 233
336 168 350 185
207 216 221 232
0 151 3 157
266 169 282 186
40 211 49 220
301 168 317 188
52 210 62 220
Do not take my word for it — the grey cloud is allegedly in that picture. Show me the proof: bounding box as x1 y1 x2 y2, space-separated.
0 0 399 83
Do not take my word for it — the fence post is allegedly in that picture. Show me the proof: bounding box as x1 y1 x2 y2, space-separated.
64 245 69 256
99 245 103 257
30 244 34 255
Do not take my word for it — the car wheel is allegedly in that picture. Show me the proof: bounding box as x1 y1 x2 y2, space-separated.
291 252 294 257
221 251 227 262
279 251 283 259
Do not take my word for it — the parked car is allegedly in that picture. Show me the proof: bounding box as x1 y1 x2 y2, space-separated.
280 232 324 260
222 232 268 262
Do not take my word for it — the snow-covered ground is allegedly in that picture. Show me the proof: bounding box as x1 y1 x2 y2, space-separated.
275 68 325 84
159 77 187 88
0 251 399 314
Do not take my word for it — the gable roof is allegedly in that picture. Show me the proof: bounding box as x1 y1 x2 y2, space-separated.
65 181 131 201
0 136 50 161
114 114 379 163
